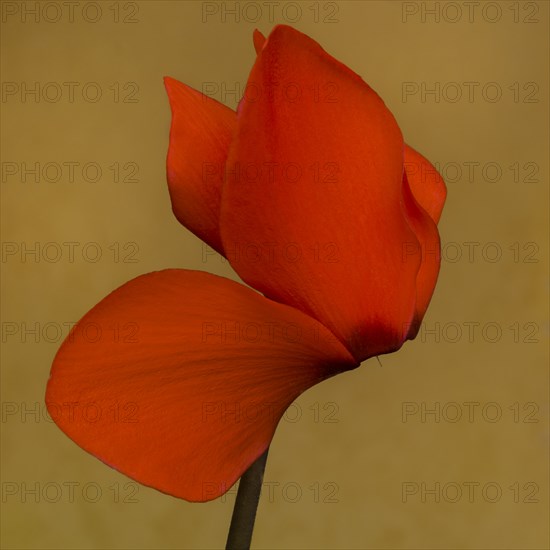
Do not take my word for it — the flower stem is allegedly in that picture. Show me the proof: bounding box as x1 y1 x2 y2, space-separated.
225 448 269 550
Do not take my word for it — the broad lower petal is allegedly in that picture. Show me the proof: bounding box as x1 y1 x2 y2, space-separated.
164 77 236 253
220 25 422 362
46 269 357 502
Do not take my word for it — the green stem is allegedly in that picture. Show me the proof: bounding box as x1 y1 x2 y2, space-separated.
225 448 269 550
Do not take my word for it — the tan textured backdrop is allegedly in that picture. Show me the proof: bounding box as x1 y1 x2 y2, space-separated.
1 1 548 549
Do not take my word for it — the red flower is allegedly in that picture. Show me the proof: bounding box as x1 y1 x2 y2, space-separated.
46 25 446 503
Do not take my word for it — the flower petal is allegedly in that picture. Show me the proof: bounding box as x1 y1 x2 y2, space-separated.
401 172 442 340
46 269 357 502
253 29 266 54
404 145 446 224
220 25 422 362
164 77 236 253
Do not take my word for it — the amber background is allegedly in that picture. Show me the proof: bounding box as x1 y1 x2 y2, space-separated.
1 1 548 548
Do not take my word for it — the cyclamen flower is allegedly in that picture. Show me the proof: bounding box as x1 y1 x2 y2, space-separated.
46 25 446 503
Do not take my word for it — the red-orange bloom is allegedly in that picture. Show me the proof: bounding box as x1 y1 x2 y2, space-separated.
46 25 446 503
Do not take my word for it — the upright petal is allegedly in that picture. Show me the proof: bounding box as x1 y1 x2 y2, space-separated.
404 145 446 224
253 29 266 54
46 270 357 502
220 25 422 362
164 77 236 253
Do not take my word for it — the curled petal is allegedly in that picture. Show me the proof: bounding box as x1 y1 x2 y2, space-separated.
404 145 446 225
220 25 422 362
46 270 357 502
164 77 236 253
401 172 442 339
